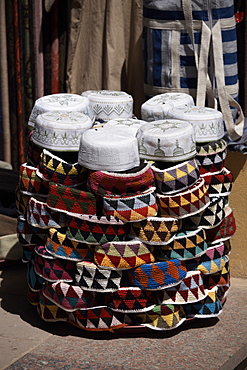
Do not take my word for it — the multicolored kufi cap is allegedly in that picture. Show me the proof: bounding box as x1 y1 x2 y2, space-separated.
19 162 49 197
87 161 154 196
128 216 181 245
203 260 230 289
45 228 94 261
184 242 229 275
42 281 107 312
15 185 31 215
37 149 88 187
201 168 233 197
27 197 67 229
198 196 226 229
47 182 97 216
108 287 158 313
183 286 223 318
155 228 208 261
66 214 127 245
205 206 236 243
27 131 43 166
125 259 187 290
17 215 48 246
75 261 123 292
37 292 69 322
196 150 226 175
102 187 158 222
157 271 207 305
151 158 200 195
34 245 76 282
22 244 36 263
68 306 128 332
156 177 210 219
216 282 230 302
27 260 45 292
131 304 186 331
196 139 227 156
94 240 155 270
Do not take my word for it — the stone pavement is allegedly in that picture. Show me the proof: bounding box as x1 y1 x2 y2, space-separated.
0 262 247 370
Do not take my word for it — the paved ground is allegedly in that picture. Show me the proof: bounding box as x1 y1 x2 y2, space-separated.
0 262 247 370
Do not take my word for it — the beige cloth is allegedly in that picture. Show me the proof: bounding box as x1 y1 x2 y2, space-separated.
66 0 145 117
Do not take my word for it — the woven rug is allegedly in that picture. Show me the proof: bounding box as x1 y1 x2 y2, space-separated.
66 214 127 245
102 187 158 222
34 245 76 282
94 240 155 270
45 228 95 261
87 161 154 196
156 177 210 219
47 182 97 216
128 216 181 245
37 149 88 187
27 196 67 229
155 228 208 261
75 261 123 292
151 158 200 195
125 259 187 290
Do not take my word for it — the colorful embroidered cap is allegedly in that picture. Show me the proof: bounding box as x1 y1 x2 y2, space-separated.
128 216 181 245
155 228 208 261
198 196 226 229
75 261 123 292
22 244 36 263
94 240 155 270
19 162 49 196
17 215 48 246
102 187 158 222
183 287 223 318
66 214 127 245
26 197 67 229
47 182 97 216
34 245 76 282
87 160 154 196
201 168 233 197
205 206 236 243
37 292 69 322
136 119 196 162
108 287 158 313
156 177 210 219
27 260 45 292
203 260 230 289
36 149 88 187
196 149 227 175
126 259 187 290
27 131 43 166
15 185 31 215
42 281 105 312
151 157 200 195
196 139 227 156
157 271 207 305
45 228 94 261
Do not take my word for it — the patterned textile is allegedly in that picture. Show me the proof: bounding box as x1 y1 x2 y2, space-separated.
19 162 49 196
196 139 227 156
68 306 128 331
108 287 158 312
17 215 48 246
156 177 210 219
201 168 233 197
185 243 229 275
34 245 76 282
151 158 200 195
203 260 230 289
22 244 36 263
102 187 158 222
66 214 127 245
217 283 230 302
27 261 45 292
183 287 223 318
87 161 154 196
132 304 186 331
47 182 97 215
94 240 155 270
45 228 94 261
198 196 226 229
27 131 43 166
15 185 31 215
42 281 106 312
157 271 207 304
37 292 69 322
155 228 208 261
75 261 123 292
27 197 67 229
181 211 204 230
128 216 181 245
126 259 187 290
37 149 88 187
205 207 236 243
196 150 227 175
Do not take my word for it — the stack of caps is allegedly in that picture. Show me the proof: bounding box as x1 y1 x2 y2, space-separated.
16 91 232 332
